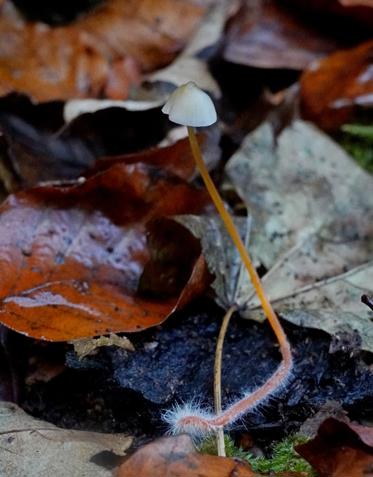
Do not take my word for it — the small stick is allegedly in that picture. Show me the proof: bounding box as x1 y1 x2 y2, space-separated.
214 305 236 456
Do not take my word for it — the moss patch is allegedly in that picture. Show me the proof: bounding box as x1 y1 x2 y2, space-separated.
200 434 316 476
339 123 373 174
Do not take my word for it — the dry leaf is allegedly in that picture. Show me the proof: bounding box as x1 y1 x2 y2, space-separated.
177 120 373 352
72 333 135 359
0 162 209 341
173 214 252 310
300 40 373 130
116 435 255 477
0 401 132 477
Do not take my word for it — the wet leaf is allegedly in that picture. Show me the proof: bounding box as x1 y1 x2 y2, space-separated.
300 41 373 130
0 0 209 101
0 401 132 477
91 135 202 180
0 162 209 341
297 417 373 477
116 435 256 477
224 0 341 70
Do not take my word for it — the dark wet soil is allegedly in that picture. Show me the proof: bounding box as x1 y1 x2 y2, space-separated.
9 299 372 447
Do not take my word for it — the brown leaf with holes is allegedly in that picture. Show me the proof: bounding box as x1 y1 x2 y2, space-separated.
300 40 373 130
0 0 209 101
0 162 210 341
116 435 256 477
296 418 373 477
223 0 341 70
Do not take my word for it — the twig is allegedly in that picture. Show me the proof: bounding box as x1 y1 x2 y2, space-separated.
214 305 236 456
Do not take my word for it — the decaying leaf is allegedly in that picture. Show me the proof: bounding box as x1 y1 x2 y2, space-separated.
0 162 209 341
285 0 373 27
224 0 341 70
0 401 132 477
296 417 373 477
147 0 236 97
300 40 373 130
116 435 256 477
176 120 373 352
173 214 253 310
0 0 209 101
72 333 135 360
63 97 165 123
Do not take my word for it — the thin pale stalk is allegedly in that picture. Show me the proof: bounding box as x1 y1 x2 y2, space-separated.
214 305 236 456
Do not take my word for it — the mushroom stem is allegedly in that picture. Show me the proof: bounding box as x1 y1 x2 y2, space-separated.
187 126 291 361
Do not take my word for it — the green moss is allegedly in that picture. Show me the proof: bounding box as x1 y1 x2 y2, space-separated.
247 435 316 475
339 123 373 174
199 434 247 459
199 434 317 476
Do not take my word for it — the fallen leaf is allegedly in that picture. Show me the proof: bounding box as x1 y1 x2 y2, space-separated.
116 434 255 477
178 121 373 352
0 0 209 101
300 40 373 130
285 0 373 27
0 99 170 189
91 135 201 180
0 162 209 341
147 0 236 97
72 333 135 360
173 214 252 310
64 98 165 123
296 417 373 477
223 0 341 70
0 401 132 477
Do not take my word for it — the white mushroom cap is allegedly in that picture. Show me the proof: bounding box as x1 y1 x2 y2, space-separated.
162 82 217 127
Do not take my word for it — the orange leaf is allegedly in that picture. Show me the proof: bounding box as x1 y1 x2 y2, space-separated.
300 40 373 130
116 435 255 477
0 163 210 341
0 0 208 101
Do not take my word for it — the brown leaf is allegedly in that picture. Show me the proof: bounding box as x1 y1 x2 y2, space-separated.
0 162 210 341
284 0 373 27
93 135 202 180
116 435 255 477
300 40 373 130
224 0 341 70
0 0 209 101
297 418 373 477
